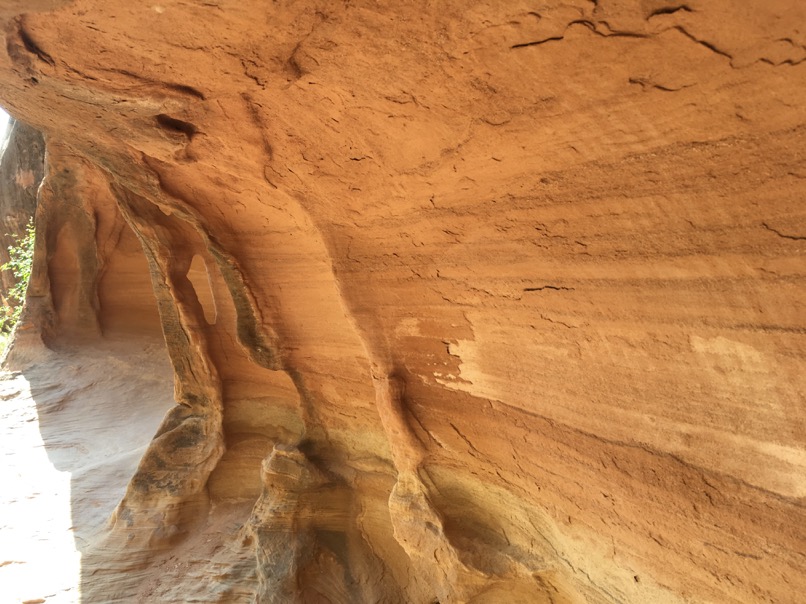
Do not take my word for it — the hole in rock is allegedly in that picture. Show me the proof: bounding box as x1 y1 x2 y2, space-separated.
186 254 217 324
155 113 198 139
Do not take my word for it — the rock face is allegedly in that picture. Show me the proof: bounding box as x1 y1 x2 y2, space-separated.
0 1 804 602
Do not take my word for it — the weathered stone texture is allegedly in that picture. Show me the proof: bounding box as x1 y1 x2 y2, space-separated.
0 1 804 602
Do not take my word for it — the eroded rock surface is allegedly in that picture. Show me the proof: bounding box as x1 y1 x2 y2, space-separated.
0 1 804 602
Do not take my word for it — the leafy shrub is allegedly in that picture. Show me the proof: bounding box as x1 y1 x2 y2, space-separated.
1 218 34 333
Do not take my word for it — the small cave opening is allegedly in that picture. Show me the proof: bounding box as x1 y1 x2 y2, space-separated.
155 113 198 140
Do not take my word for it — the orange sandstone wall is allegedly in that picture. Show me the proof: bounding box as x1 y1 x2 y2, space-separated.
0 1 804 602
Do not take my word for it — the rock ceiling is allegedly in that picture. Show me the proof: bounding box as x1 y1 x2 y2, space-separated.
0 0 803 602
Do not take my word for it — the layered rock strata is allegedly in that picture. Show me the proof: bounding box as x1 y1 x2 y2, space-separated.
0 1 804 602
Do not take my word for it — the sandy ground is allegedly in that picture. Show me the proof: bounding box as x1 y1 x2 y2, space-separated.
0 337 173 604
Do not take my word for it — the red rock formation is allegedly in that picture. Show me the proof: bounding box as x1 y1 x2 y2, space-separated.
0 1 804 602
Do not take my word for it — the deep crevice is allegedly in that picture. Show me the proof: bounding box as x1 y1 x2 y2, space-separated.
646 5 692 19
672 25 733 60
18 22 54 66
761 222 806 241
155 114 198 140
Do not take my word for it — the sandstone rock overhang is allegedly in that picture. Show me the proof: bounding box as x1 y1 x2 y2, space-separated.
0 0 803 602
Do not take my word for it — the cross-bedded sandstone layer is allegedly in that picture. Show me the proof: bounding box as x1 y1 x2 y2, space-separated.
0 1 804 602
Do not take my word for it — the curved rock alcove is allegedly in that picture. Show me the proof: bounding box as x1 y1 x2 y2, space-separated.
0 1 803 602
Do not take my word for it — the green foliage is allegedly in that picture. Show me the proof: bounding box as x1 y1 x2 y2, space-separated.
1 218 35 333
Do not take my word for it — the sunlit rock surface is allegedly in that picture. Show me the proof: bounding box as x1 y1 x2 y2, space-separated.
0 0 804 602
